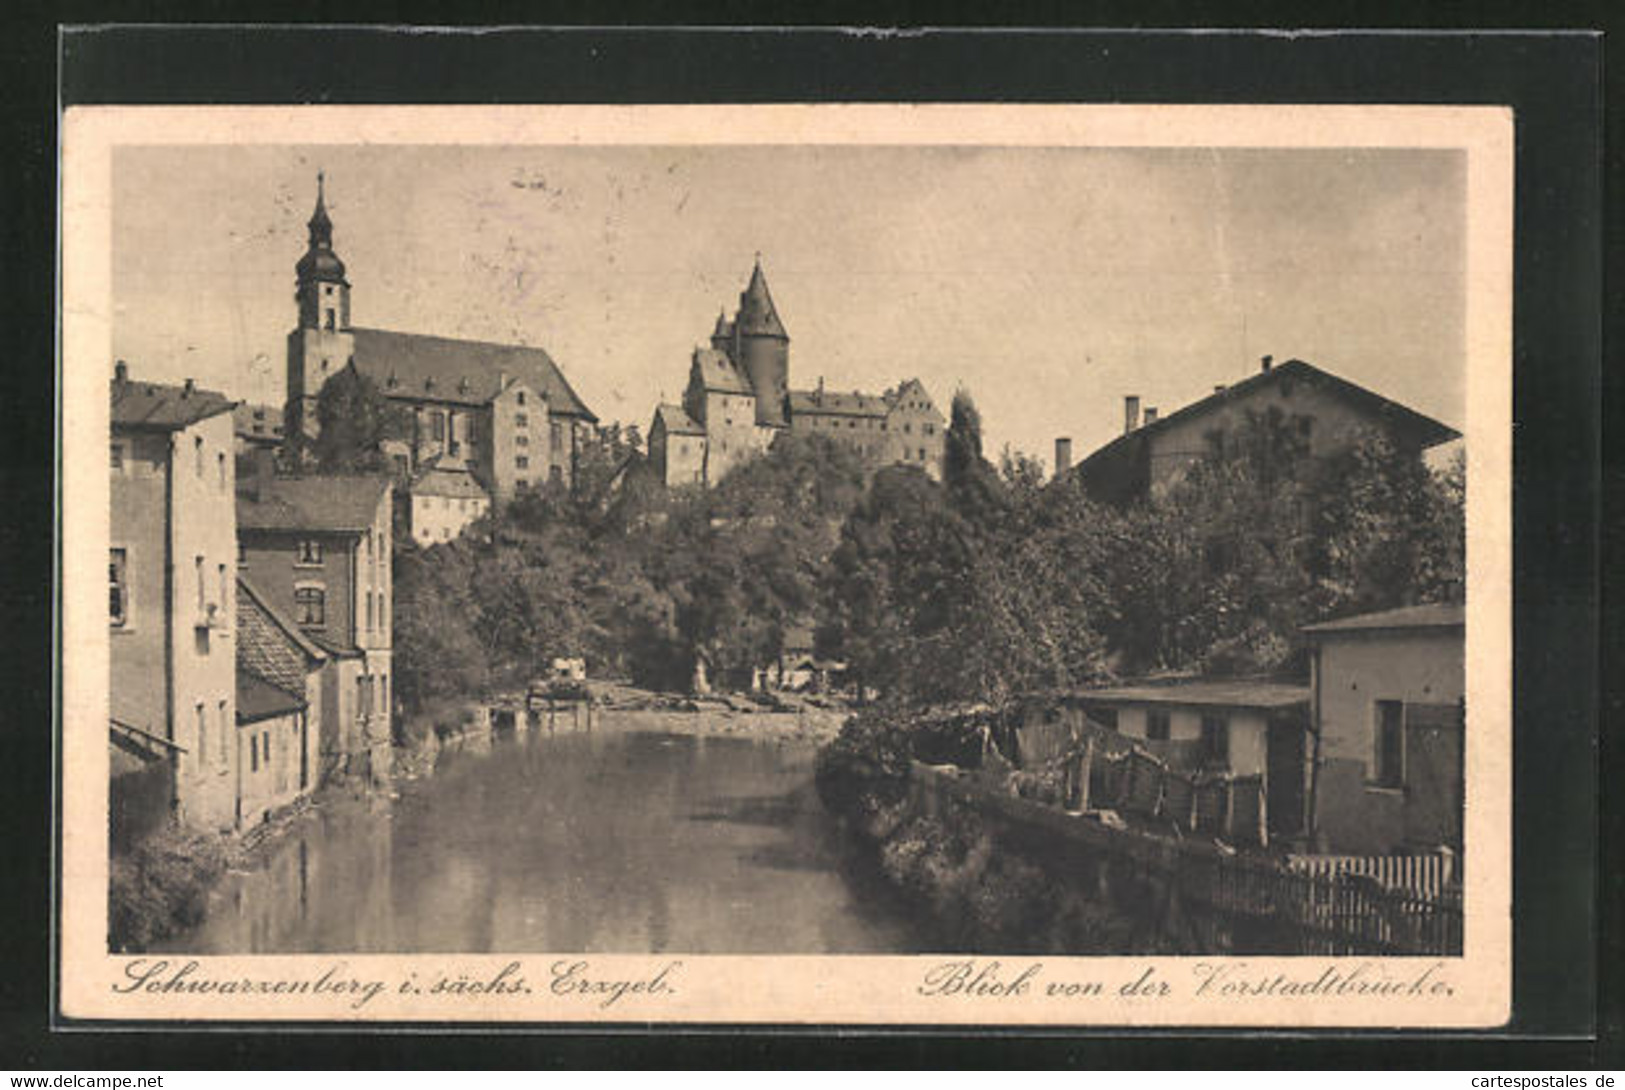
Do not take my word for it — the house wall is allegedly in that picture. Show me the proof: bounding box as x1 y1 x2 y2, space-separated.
487 380 542 499
156 411 240 831
791 411 889 465
885 384 947 478
358 491 393 775
652 419 706 488
703 391 766 483
410 491 489 545
110 430 170 744
1084 701 1269 778
239 530 356 654
236 708 308 826
1312 629 1464 854
1144 379 1406 496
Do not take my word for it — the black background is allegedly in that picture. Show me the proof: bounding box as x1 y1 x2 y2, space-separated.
1 16 1611 1069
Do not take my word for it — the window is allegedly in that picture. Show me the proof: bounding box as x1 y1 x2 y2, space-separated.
356 676 370 721
250 732 259 772
925 424 935 436
904 423 912 434
551 422 564 453
194 436 204 478
217 564 228 617
432 411 445 441
516 434 529 447
195 556 205 611
1146 709 1171 742
517 392 525 406
217 452 226 490
324 308 336 330
515 412 529 428
196 704 206 766
110 442 124 472
381 673 388 715
1373 700 1405 788
263 730 271 766
109 549 128 627
294 587 325 627
219 699 228 764
516 455 529 469
365 591 374 632
296 540 323 566
918 447 926 461
1199 715 1229 765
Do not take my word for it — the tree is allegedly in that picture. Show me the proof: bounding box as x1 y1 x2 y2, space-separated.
307 364 409 473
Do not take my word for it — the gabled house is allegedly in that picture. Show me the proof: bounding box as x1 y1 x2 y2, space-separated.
237 464 393 781
110 362 240 832
649 403 707 488
1070 356 1460 507
235 575 327 824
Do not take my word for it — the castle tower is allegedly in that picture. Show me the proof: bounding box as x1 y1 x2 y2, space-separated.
286 172 356 442
733 256 789 427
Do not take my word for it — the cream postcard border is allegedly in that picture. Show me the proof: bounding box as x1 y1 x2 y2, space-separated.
59 104 1513 1027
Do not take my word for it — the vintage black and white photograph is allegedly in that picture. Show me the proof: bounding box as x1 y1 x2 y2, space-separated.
62 104 1512 1025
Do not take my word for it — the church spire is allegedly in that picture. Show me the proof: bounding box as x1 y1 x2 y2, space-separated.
307 170 333 248
735 254 787 340
296 172 347 287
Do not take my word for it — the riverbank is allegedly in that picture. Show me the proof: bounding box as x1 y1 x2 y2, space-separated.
814 708 1143 954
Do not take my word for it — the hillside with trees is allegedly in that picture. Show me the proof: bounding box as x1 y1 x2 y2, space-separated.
310 370 1462 719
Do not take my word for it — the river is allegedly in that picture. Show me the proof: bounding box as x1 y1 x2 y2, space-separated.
163 715 934 955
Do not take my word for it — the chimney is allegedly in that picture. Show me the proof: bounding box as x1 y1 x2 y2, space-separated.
816 375 825 405
1261 354 1273 373
1124 395 1140 435
498 370 509 389
252 446 275 505
182 378 196 398
113 359 128 385
1143 407 1159 424
1214 384 1227 394
1054 437 1072 477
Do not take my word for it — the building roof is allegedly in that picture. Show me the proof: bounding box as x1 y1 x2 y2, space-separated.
411 464 490 500
690 347 755 395
237 575 326 697
654 403 705 436
788 387 890 418
349 326 596 420
734 259 788 340
111 372 236 432
1302 601 1465 636
237 473 390 534
233 402 286 442
237 671 307 724
1071 358 1461 497
1071 679 1311 713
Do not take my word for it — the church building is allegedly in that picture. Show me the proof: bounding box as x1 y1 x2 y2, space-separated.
648 258 946 488
284 176 598 542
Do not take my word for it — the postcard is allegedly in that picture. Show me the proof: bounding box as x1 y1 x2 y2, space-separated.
60 103 1511 1026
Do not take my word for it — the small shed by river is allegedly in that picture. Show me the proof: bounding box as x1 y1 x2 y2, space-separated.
1020 679 1310 839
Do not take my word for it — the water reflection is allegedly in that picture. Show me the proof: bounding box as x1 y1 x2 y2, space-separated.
164 721 929 954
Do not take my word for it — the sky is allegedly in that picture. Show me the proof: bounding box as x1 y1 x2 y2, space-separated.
111 144 1465 467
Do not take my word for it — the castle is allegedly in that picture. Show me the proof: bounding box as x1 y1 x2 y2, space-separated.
648 258 947 488
284 176 597 544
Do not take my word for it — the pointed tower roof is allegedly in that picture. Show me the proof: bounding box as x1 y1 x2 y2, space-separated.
734 255 787 340
296 171 347 283
712 308 732 339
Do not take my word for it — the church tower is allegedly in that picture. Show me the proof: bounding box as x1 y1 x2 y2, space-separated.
286 172 356 443
733 256 789 427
